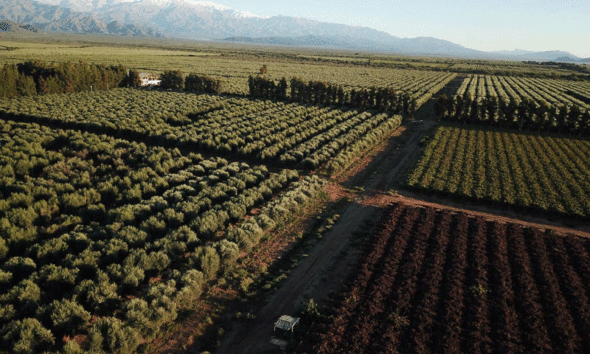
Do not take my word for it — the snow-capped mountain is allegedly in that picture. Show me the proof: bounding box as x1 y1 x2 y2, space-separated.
0 0 164 36
2 0 584 60
29 0 391 40
33 0 264 20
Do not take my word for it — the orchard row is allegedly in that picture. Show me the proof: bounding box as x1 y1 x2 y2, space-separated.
0 89 402 171
456 74 590 110
406 125 590 219
0 119 328 354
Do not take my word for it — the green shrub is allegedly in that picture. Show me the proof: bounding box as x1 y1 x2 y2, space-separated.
160 70 184 90
2 257 36 282
123 298 155 337
192 247 220 280
216 240 239 267
175 269 204 307
41 299 91 336
73 271 119 314
87 317 139 354
1 318 54 354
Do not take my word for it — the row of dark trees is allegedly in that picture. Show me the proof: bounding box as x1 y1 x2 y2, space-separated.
247 76 288 101
435 94 590 136
248 76 417 117
523 61 590 74
0 61 140 99
159 70 222 94
0 63 224 99
185 73 223 94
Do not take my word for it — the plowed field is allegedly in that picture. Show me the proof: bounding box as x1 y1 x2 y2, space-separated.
314 203 590 354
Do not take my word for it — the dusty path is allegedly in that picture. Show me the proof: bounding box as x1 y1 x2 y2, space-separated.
214 75 590 353
213 80 459 354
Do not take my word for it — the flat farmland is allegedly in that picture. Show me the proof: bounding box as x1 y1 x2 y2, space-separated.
2 36 590 354
0 89 403 172
312 203 590 354
406 125 590 219
0 118 330 353
0 39 455 97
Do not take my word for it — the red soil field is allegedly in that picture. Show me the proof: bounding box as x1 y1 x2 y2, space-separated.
313 203 590 354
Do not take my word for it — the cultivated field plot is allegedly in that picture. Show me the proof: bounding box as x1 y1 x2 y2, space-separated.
447 61 588 78
0 119 328 353
314 203 590 354
0 40 456 97
406 125 590 218
0 89 402 171
456 74 590 109
197 61 456 102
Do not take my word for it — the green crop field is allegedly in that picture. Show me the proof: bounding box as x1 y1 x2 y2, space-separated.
1 33 590 354
0 118 329 353
456 74 590 109
0 89 403 172
406 125 590 218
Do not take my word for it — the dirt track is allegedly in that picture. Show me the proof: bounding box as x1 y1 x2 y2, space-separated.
213 80 457 354
213 76 589 354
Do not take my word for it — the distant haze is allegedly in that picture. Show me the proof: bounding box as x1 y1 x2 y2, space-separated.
218 0 590 58
3 0 588 60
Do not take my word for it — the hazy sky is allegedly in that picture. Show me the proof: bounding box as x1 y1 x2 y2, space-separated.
219 0 590 58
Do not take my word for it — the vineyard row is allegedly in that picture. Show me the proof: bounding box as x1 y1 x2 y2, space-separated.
314 203 590 354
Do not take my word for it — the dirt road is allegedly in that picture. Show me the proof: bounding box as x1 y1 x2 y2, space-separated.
213 75 590 353
213 79 462 354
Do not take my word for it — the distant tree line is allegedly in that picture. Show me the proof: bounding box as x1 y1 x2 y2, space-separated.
0 64 224 99
435 93 590 136
159 70 222 94
427 64 590 82
523 61 590 74
248 76 416 117
0 61 142 99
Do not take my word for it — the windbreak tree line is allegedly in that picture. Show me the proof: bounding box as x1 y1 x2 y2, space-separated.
248 76 417 118
159 70 223 94
435 94 590 136
523 60 590 74
247 76 288 101
0 61 140 99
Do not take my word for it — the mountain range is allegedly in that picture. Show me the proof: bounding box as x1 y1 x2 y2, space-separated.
0 0 588 62
0 0 163 37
